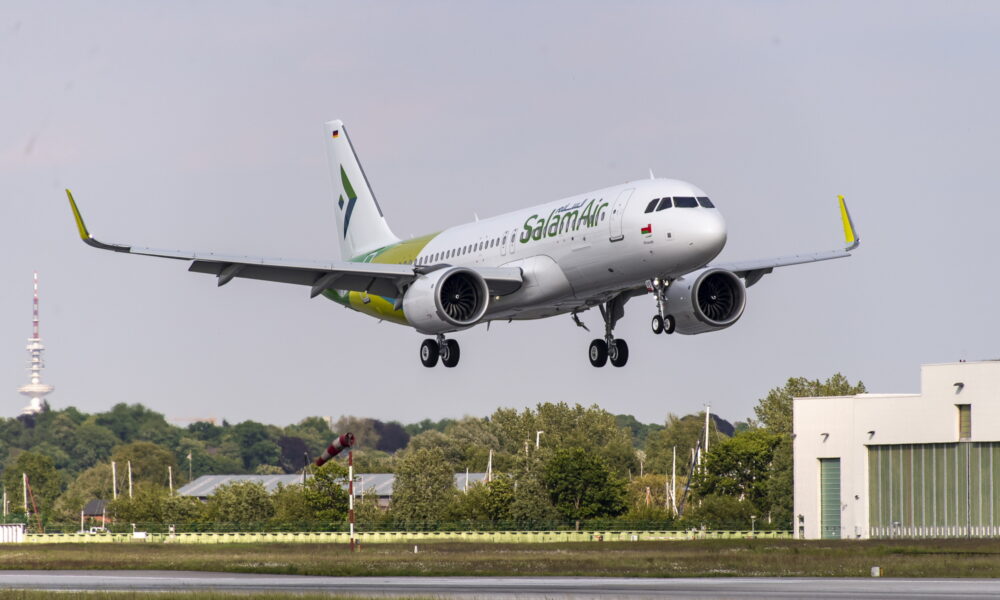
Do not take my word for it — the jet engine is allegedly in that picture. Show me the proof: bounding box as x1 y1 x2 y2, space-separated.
402 267 490 334
665 267 746 334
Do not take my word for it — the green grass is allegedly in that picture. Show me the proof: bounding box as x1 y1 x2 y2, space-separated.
2 539 1000 578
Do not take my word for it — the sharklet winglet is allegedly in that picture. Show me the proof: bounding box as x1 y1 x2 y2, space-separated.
838 195 860 251
65 190 133 253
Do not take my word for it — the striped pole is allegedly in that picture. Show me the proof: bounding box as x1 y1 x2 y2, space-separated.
348 450 355 551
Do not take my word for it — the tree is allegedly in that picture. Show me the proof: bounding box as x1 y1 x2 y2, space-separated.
694 430 782 509
681 494 755 529
302 461 349 522
68 423 119 472
109 483 205 526
644 412 729 479
2 451 63 512
110 442 179 487
205 480 274 525
229 421 280 471
491 403 637 476
271 484 315 527
392 447 456 527
94 403 174 444
544 448 626 529
52 463 114 521
373 421 410 452
506 475 560 529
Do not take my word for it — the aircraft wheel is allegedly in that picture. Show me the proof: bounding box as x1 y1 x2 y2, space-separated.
610 339 629 367
663 315 676 335
589 339 608 367
651 315 664 334
420 339 439 367
441 339 461 368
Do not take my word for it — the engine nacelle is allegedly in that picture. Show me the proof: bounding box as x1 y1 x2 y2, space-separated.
665 268 746 334
402 267 490 334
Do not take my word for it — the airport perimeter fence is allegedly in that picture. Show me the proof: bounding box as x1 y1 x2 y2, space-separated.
19 529 793 544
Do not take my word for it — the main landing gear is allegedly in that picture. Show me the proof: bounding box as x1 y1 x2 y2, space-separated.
589 295 629 368
650 278 675 335
420 335 460 368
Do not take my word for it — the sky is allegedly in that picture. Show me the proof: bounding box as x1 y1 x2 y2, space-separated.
3 1 1000 428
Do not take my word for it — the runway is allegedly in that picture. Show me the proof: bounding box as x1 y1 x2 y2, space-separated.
1 571 999 598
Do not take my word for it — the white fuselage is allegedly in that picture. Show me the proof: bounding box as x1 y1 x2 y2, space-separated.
410 178 727 321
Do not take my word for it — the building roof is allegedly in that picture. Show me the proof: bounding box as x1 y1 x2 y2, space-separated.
177 472 488 499
82 499 110 516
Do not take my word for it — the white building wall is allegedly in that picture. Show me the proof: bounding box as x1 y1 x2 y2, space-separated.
793 361 1000 539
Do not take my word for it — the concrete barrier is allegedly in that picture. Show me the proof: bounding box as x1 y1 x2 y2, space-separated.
21 529 792 544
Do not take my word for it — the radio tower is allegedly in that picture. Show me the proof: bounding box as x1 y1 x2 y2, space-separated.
18 273 53 418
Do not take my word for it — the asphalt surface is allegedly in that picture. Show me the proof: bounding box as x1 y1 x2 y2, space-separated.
1 571 999 598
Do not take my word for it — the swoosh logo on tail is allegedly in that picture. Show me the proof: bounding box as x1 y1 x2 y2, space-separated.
340 166 357 237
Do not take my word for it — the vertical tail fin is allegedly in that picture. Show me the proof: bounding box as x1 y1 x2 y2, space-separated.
324 120 399 259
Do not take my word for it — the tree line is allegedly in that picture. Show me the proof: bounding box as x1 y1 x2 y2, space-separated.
0 374 863 532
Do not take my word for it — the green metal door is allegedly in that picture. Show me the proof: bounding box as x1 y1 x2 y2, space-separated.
820 458 841 539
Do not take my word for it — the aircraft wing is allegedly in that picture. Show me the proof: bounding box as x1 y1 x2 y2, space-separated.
67 190 523 298
710 196 859 287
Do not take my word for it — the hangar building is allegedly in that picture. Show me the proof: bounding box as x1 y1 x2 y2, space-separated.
794 361 1000 539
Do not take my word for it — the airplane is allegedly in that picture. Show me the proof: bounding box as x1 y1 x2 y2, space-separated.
67 119 859 369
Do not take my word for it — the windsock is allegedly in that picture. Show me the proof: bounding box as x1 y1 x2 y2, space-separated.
314 433 355 466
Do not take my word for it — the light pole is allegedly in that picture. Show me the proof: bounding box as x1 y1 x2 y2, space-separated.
751 515 757 536
536 431 544 449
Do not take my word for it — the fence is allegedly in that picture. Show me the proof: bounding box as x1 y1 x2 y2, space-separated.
20 529 792 544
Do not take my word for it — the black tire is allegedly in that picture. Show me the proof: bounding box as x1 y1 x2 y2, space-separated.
610 339 629 367
651 314 664 334
420 339 439 367
442 339 461 368
663 315 676 335
589 339 608 367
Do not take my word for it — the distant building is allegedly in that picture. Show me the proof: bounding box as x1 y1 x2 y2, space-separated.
177 472 488 508
794 361 1000 539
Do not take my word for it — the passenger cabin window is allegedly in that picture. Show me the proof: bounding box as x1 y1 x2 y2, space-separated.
656 197 672 211
697 196 715 208
674 196 698 208
645 199 659 213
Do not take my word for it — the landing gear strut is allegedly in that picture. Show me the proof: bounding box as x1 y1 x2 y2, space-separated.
650 278 675 335
420 335 461 368
590 295 629 368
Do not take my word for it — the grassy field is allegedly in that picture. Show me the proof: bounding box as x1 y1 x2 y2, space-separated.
1 539 1000 578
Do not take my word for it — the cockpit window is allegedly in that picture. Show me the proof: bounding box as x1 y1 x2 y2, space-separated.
674 196 698 208
644 199 658 213
697 196 715 208
656 197 673 211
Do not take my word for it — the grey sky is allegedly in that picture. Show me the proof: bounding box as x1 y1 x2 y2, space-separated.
3 2 999 427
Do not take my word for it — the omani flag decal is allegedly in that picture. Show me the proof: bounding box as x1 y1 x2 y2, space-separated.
640 224 652 235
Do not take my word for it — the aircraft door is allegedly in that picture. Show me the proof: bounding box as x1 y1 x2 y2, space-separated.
608 188 634 242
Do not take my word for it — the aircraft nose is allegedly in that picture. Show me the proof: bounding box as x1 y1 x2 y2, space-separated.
694 211 727 262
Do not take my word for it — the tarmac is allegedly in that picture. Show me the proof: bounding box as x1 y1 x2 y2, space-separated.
2 571 1000 598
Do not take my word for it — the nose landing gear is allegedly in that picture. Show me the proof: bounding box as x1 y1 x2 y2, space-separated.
589 295 629 368
651 278 675 335
420 335 461 368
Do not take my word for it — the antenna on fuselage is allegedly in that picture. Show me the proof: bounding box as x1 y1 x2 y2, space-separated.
649 169 655 180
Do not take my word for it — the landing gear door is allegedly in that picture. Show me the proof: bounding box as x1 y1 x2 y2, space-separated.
608 188 634 242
